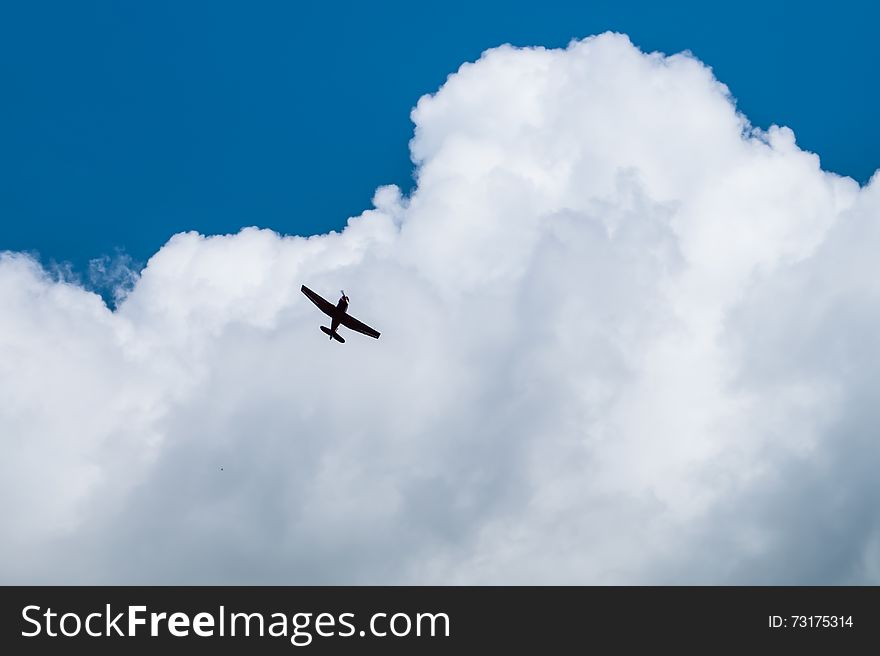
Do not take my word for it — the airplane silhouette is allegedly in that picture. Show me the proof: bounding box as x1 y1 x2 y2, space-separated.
301 285 381 343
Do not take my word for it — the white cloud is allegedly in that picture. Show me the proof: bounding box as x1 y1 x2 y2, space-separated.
1 33 878 583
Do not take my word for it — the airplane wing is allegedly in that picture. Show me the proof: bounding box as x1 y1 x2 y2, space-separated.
301 285 336 317
340 312 381 339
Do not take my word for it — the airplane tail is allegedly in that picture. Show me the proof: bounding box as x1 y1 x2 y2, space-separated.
320 326 345 343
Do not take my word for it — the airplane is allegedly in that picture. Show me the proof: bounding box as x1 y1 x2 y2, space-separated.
300 285 381 343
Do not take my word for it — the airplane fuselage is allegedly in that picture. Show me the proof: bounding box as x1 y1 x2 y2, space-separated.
329 297 349 335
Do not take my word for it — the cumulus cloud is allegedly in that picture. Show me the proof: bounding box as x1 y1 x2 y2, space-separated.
1 33 877 584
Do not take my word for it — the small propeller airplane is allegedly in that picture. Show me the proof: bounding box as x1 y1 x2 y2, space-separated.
301 285 381 343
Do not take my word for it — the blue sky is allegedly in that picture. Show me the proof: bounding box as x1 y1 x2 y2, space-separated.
1 0 877 277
